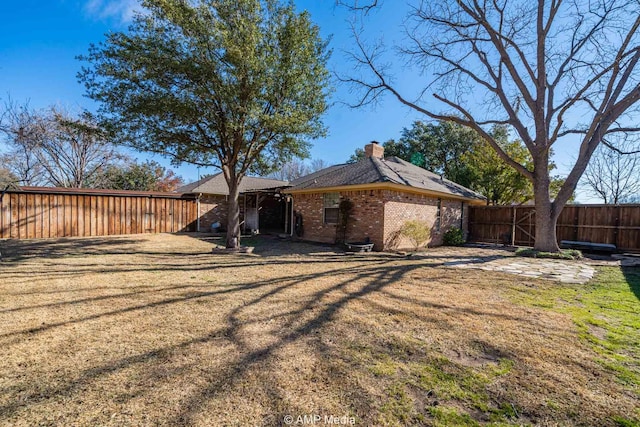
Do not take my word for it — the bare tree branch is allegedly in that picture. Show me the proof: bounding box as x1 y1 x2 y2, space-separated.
342 0 640 251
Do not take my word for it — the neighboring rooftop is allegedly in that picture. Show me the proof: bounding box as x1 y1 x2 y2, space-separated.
178 173 288 195
287 142 486 202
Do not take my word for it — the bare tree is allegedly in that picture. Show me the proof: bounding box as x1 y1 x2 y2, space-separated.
267 159 311 181
0 167 18 188
310 158 329 172
267 158 328 181
0 101 47 185
0 102 122 188
37 108 123 188
582 137 640 204
342 0 640 251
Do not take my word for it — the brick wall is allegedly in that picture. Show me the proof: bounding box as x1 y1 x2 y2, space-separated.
382 192 438 249
199 194 228 231
292 189 468 251
382 191 465 249
292 190 385 249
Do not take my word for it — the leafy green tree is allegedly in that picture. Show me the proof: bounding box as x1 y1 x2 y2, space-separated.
465 139 532 205
384 121 478 187
347 147 365 164
79 0 331 248
92 160 183 192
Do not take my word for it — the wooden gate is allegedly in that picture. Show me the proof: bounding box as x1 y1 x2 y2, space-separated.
468 204 640 253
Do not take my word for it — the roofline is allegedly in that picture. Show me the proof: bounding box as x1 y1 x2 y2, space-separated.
284 182 486 204
9 186 196 199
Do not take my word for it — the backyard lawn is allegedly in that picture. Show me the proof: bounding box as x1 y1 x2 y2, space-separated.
0 234 638 426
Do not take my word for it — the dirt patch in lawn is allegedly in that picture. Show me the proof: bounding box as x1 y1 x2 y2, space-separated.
0 234 637 426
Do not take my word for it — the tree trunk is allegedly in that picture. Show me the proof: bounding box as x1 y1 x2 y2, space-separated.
532 161 560 252
223 168 242 249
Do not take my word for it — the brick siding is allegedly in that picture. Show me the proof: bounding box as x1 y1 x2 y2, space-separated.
292 190 385 249
293 189 467 251
198 195 228 231
383 192 465 249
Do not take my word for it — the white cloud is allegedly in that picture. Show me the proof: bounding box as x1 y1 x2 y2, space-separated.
84 0 141 24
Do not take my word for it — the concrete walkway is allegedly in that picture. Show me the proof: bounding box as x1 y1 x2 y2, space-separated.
411 246 598 284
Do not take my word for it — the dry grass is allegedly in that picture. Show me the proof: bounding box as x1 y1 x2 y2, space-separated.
0 234 637 426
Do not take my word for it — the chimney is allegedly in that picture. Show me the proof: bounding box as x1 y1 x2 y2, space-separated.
364 141 384 159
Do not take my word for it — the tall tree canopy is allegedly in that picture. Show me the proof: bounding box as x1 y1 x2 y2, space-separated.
383 121 477 188
343 0 640 251
79 0 331 248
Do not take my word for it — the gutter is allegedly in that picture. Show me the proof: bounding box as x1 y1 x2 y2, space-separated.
284 182 487 205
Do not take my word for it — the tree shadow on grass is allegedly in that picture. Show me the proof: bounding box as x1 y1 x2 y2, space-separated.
622 266 640 302
0 257 416 424
0 249 636 425
0 236 149 263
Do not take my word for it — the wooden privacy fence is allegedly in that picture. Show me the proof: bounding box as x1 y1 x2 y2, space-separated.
469 204 640 253
0 187 198 239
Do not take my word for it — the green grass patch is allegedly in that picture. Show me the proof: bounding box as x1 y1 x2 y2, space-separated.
428 406 480 427
379 383 427 425
613 415 640 427
510 266 640 396
515 248 583 260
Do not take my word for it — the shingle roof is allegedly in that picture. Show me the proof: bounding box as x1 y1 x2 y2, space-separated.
287 156 486 201
178 173 288 195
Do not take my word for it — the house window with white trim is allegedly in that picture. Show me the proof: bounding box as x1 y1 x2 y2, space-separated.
435 198 442 231
323 193 340 224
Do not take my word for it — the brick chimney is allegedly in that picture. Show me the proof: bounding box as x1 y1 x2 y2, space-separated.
364 141 384 159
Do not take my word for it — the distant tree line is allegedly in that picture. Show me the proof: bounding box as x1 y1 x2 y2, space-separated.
266 158 328 181
0 101 183 191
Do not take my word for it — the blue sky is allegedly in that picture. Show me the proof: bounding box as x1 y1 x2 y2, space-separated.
0 0 592 200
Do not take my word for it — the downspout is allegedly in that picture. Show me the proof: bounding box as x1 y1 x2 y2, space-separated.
290 195 294 236
243 194 247 234
197 193 202 232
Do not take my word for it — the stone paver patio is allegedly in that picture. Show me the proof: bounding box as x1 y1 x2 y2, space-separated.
443 257 596 284
410 245 598 284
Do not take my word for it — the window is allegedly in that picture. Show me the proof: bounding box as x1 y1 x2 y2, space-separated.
323 193 340 224
435 198 442 231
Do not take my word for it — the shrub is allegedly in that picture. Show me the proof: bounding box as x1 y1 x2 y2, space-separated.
443 227 465 246
515 248 583 260
399 220 431 251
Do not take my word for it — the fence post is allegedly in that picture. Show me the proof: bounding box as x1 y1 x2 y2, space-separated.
511 206 516 246
614 205 620 248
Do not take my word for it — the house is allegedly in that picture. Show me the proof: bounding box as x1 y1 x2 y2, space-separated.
284 143 486 250
180 142 486 250
178 173 289 234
